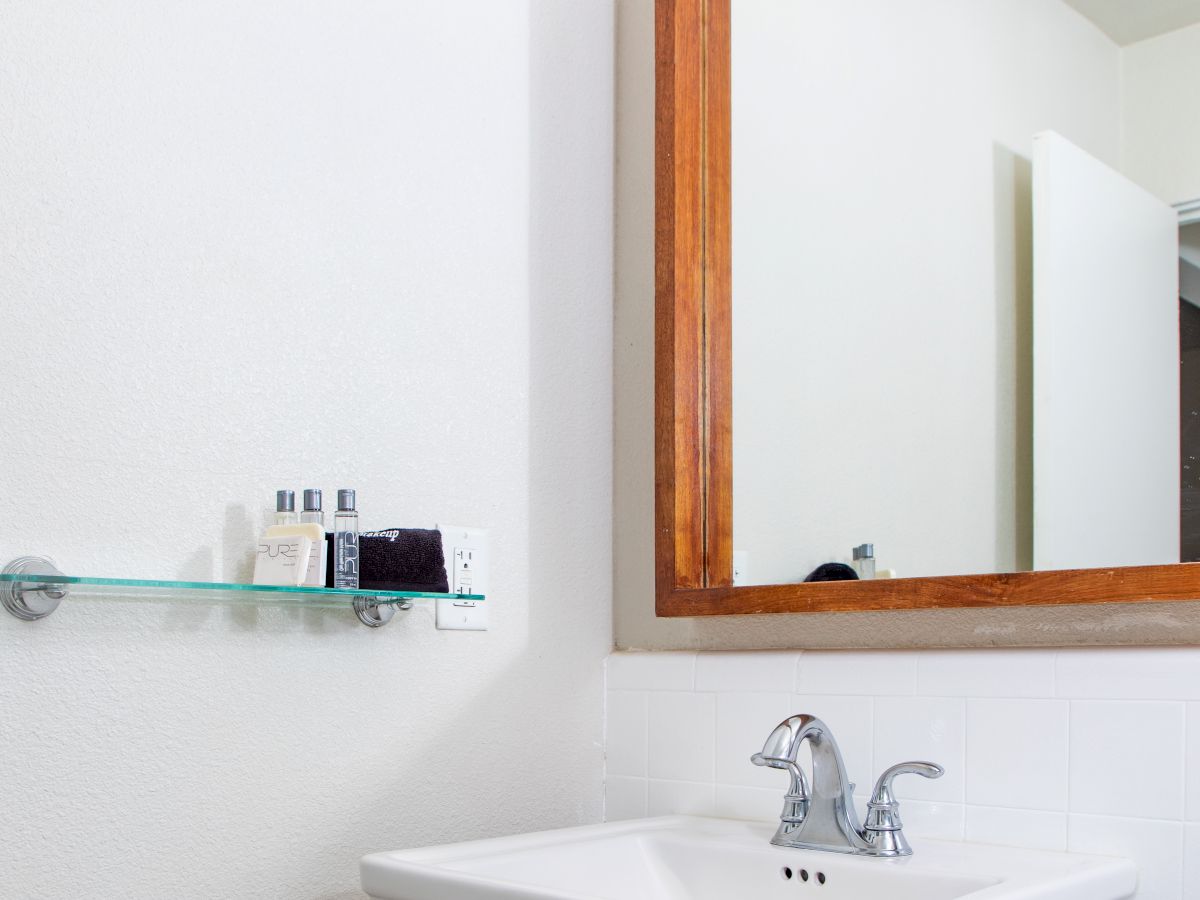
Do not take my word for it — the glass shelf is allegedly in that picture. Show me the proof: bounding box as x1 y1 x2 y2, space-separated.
0 572 484 610
0 557 484 627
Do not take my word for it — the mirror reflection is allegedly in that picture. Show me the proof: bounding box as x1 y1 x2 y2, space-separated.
732 0 1200 584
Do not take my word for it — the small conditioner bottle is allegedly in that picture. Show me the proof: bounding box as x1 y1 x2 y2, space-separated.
334 489 359 590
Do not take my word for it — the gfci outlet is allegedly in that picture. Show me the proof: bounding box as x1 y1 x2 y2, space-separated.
436 525 489 631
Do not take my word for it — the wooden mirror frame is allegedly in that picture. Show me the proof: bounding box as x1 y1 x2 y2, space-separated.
654 0 1200 617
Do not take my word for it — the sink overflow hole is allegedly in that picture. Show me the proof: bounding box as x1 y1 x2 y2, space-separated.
782 866 824 887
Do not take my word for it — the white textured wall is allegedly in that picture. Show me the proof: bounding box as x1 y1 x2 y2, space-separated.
0 2 614 898
1122 21 1200 206
606 649 1200 900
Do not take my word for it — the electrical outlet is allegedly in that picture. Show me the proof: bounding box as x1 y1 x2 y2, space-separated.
436 525 489 631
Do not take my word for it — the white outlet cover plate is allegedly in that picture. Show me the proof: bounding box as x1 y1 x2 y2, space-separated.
436 525 489 631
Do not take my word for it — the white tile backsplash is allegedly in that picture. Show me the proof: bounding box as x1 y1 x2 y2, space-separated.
966 698 1069 810
604 775 647 822
1186 703 1200 820
607 652 696 691
715 692 793 788
965 806 1068 851
1068 814 1184 900
1056 648 1200 700
873 697 966 803
606 648 1200 900
647 779 716 817
1069 700 1185 820
901 799 966 842
1184 823 1200 898
714 783 786 822
647 691 715 782
797 651 918 696
788 694 874 792
605 691 648 777
917 650 1056 698
695 651 800 693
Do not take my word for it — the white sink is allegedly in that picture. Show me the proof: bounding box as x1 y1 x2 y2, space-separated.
360 815 1136 900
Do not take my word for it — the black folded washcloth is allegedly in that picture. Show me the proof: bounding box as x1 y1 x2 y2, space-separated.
328 527 450 593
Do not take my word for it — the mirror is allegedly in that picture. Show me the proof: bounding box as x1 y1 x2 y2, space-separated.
730 0 1200 586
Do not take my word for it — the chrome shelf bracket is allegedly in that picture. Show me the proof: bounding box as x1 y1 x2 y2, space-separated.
353 595 412 627
1 556 68 621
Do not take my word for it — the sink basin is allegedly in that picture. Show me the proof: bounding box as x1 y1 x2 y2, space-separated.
360 815 1136 900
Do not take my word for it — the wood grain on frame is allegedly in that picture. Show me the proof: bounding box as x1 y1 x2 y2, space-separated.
654 0 1200 618
703 0 733 587
655 0 706 595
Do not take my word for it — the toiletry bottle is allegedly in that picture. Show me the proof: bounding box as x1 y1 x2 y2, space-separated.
298 488 328 588
852 543 875 580
334 489 359 590
300 489 325 528
274 490 298 527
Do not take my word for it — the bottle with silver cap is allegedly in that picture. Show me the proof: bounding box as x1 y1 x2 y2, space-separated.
274 490 298 527
333 489 359 590
300 489 325 528
300 489 328 587
851 543 875 580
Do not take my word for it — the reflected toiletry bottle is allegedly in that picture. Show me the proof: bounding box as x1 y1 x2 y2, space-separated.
852 543 875 580
274 490 298 527
334 489 359 590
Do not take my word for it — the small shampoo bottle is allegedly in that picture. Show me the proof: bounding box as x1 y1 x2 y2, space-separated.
298 489 328 587
274 490 298 526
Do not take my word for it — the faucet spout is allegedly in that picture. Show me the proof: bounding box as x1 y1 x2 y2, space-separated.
752 714 870 853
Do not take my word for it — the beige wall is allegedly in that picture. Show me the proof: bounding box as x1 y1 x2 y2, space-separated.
613 0 1200 650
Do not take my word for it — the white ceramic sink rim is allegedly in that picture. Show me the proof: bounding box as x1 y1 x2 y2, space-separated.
360 815 1137 900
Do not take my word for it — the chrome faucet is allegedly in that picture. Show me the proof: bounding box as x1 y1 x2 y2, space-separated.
751 714 943 858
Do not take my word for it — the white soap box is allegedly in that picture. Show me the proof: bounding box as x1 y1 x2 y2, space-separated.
252 535 312 586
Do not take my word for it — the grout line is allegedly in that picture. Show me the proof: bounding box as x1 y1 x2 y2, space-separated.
867 695 875 780
1181 701 1189 823
710 686 718 783
1065 699 1075 818
962 696 972 806
642 689 650 784
600 665 609 820
1065 810 1193 826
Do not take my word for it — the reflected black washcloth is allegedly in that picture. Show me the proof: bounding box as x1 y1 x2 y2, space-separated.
356 528 449 593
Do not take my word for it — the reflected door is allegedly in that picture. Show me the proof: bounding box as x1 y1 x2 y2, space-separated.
1032 131 1179 569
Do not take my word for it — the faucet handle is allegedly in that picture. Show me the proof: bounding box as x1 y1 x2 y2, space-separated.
869 761 943 805
862 761 944 857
